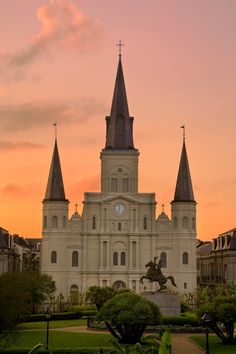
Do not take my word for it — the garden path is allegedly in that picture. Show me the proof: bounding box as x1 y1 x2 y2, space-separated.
55 326 205 353
171 333 204 354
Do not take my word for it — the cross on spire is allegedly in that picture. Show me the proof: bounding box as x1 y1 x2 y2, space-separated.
162 204 165 213
116 40 124 57
53 122 57 139
181 125 185 141
75 204 78 213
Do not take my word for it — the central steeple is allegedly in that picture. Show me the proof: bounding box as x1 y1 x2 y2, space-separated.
105 55 135 149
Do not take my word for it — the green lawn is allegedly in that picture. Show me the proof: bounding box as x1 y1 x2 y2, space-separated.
17 319 86 330
191 335 236 354
5 331 112 349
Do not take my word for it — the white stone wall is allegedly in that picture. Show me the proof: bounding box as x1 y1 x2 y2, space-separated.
41 150 197 298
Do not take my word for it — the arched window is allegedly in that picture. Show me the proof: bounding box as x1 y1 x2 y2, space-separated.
182 217 188 229
174 217 177 229
160 252 167 268
118 222 122 231
52 216 58 228
51 251 57 264
122 178 129 192
113 252 118 265
70 284 79 305
143 217 147 230
192 217 195 230
72 251 78 267
44 216 47 228
111 178 118 192
183 252 188 265
63 216 67 228
121 252 126 265
92 216 96 230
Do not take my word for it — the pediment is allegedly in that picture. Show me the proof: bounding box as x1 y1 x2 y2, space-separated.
101 194 138 204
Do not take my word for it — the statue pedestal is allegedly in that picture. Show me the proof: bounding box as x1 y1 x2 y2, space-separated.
142 292 180 316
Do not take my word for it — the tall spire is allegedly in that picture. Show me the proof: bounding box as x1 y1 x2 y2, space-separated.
105 54 134 149
173 140 195 202
44 139 66 201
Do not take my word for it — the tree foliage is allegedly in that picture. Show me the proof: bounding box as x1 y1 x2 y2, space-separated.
0 271 56 334
198 295 236 344
86 286 131 311
97 292 162 344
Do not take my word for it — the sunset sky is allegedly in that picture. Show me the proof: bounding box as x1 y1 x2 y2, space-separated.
0 0 236 241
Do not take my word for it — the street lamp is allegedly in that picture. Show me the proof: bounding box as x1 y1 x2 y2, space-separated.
202 312 212 354
45 307 51 350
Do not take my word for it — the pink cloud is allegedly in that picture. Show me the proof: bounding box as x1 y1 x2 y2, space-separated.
0 140 44 151
1 183 31 197
0 0 104 77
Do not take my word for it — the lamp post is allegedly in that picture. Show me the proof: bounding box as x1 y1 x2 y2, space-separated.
202 312 212 354
45 307 51 350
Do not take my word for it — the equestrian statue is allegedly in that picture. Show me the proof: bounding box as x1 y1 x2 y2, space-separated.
139 256 177 291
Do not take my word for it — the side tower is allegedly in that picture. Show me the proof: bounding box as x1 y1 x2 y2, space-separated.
101 54 139 194
41 139 69 295
171 135 197 293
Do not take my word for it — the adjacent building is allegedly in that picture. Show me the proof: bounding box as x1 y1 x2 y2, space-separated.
197 228 236 286
0 227 41 275
41 54 197 298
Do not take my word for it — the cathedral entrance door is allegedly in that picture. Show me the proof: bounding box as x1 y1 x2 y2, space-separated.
113 280 126 289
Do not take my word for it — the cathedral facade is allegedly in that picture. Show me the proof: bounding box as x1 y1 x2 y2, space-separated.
41 55 197 298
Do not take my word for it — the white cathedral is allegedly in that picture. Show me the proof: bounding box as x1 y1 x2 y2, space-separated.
41 54 197 298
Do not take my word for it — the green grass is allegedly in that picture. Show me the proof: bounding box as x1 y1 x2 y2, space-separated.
17 319 86 330
191 335 236 354
5 331 112 349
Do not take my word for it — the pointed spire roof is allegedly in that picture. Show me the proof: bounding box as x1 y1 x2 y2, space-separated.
173 141 195 202
44 139 67 201
105 56 135 149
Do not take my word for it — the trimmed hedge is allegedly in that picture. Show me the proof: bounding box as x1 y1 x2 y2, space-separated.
25 312 78 322
0 349 112 353
25 307 97 323
161 315 200 327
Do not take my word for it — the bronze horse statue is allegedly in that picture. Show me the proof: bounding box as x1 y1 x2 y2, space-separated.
140 257 177 291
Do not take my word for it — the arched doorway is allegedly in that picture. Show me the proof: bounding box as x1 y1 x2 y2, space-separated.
113 280 126 289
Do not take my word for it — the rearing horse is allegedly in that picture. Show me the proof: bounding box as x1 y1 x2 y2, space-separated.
139 259 177 291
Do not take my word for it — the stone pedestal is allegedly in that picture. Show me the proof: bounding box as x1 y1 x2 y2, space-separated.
142 292 180 316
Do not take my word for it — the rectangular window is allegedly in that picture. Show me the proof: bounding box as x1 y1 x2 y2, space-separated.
122 178 129 193
92 216 96 230
111 178 118 192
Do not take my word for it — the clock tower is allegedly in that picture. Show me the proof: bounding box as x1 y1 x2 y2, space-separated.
100 54 139 195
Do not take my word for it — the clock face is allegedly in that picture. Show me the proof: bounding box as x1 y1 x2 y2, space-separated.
114 203 126 216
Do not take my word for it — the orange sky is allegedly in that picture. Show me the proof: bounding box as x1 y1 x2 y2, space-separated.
0 0 236 241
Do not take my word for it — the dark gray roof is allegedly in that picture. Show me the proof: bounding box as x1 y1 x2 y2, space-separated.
105 56 135 149
173 141 195 202
0 233 9 248
229 230 236 250
44 139 66 201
